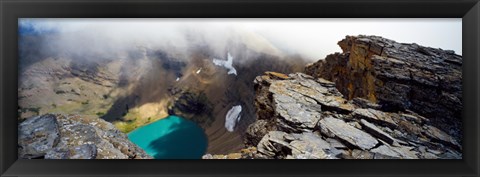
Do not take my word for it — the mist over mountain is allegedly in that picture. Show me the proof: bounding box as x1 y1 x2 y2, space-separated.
18 20 312 154
18 19 462 156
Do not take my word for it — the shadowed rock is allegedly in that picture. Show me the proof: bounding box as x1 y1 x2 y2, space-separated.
423 125 461 150
359 119 397 145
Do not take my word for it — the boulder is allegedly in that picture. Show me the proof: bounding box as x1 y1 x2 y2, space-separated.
256 131 340 159
18 114 152 159
18 114 60 158
318 117 378 150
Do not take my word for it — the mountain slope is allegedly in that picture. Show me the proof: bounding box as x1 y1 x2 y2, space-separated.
204 35 463 159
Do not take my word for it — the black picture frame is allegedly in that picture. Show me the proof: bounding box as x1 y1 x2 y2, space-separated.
1 0 479 176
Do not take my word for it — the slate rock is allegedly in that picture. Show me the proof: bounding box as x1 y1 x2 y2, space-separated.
18 114 60 159
318 117 378 150
256 131 339 159
423 125 461 149
18 114 152 159
305 35 462 141
370 145 418 159
353 108 397 128
70 144 98 159
359 119 397 145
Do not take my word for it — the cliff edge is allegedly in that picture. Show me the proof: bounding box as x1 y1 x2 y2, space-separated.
18 114 152 159
204 35 462 159
305 35 462 140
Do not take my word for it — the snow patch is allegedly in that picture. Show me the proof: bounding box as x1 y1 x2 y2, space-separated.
176 77 180 81
213 52 237 75
196 68 202 74
225 105 242 132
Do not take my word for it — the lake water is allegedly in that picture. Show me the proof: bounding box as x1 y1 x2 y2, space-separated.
127 115 208 159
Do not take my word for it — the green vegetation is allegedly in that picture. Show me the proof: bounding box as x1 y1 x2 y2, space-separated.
114 121 139 133
96 112 105 116
81 100 89 105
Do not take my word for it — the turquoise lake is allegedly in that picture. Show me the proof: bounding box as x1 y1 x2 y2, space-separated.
127 115 208 159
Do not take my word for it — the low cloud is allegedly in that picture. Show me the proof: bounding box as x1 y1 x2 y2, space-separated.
20 18 462 67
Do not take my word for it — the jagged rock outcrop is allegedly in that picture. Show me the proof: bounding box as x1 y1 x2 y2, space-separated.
205 70 461 159
305 35 462 140
247 72 461 159
18 114 152 159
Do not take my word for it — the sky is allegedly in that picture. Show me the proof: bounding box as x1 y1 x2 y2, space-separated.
19 18 462 61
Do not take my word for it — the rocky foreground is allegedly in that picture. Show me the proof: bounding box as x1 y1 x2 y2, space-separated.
204 35 462 159
18 114 152 159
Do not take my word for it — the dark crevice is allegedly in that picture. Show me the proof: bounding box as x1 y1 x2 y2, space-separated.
368 141 384 151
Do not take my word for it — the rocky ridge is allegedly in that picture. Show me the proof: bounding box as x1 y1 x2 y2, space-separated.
205 72 461 159
204 35 462 159
305 35 462 140
18 114 152 159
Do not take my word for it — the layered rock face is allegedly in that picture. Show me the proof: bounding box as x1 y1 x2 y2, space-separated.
232 72 460 159
18 114 152 159
305 35 462 140
203 36 462 159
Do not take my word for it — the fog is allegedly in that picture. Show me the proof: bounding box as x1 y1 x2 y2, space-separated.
19 18 462 62
18 19 463 153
